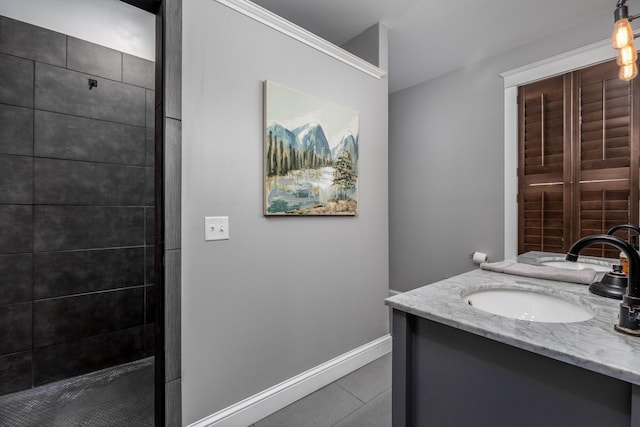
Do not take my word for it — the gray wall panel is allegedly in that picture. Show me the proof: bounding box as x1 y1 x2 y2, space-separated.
146 89 155 129
0 205 32 254
0 352 32 395
164 118 182 249
34 158 145 205
33 326 145 385
163 1 182 423
33 206 145 252
0 303 32 355
35 63 145 126
165 378 181 427
164 249 180 383
146 127 155 166
67 37 122 81
123 53 154 89
33 288 144 347
145 245 154 284
165 0 181 120
0 53 34 108
0 104 33 156
34 110 145 165
164 118 181 251
33 248 145 298
0 16 65 66
144 166 154 206
0 155 33 204
145 207 155 246
0 254 33 305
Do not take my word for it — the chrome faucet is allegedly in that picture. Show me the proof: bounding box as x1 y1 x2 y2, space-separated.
566 234 640 336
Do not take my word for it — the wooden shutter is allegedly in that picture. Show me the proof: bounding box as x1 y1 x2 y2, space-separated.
518 59 640 257
574 60 639 258
518 75 572 253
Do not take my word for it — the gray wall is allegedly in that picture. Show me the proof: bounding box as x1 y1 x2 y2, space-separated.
0 16 155 395
341 23 388 71
389 14 613 292
181 0 389 424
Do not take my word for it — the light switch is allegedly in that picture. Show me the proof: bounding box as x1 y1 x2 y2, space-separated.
204 216 229 241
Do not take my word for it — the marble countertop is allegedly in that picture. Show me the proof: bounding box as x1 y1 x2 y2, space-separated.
385 252 640 385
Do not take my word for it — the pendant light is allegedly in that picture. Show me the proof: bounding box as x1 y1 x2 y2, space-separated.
613 0 639 80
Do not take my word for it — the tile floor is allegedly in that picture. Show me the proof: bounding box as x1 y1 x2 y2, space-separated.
252 352 392 427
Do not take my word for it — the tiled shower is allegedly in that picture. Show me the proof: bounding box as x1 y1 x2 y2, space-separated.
0 16 155 396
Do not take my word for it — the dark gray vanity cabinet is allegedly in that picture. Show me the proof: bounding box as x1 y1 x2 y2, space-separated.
391 309 640 427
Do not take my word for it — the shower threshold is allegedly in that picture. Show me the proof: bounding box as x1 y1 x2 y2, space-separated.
0 357 154 427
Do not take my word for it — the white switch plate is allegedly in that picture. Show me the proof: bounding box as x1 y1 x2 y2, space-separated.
204 216 229 241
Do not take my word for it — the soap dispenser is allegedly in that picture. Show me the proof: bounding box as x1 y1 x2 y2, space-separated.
620 235 640 275
607 225 640 275
620 251 629 275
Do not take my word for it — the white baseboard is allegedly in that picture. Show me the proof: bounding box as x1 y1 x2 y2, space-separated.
187 334 392 427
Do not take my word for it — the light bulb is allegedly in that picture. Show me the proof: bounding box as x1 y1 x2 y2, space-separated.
619 62 638 80
617 43 638 66
613 18 634 49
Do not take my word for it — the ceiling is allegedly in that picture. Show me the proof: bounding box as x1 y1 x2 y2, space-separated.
251 0 617 93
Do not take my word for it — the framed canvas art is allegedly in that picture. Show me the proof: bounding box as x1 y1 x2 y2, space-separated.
264 81 359 216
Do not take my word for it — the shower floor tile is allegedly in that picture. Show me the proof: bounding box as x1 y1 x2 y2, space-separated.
0 356 153 427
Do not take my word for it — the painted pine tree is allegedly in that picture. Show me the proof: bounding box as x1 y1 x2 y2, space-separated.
332 152 356 199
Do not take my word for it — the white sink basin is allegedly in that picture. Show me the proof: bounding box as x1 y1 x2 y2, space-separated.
463 285 594 323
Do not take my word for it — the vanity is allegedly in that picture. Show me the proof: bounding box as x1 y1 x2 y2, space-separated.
385 252 640 426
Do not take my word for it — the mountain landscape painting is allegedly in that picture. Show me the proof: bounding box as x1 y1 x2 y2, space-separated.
264 81 359 216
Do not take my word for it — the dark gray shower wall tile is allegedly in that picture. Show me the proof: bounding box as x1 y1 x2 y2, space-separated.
34 110 145 165
166 378 182 427
0 16 66 66
123 54 154 90
165 0 181 121
0 104 33 156
33 206 144 252
34 158 145 206
0 155 33 204
144 323 154 357
0 205 32 254
0 53 33 108
165 118 181 250
33 287 144 347
145 208 155 246
35 63 145 126
0 351 32 395
145 285 155 324
0 254 33 305
145 89 155 129
33 326 145 386
67 37 122 81
145 128 155 166
165 249 180 382
144 166 154 206
34 248 145 299
0 302 32 355
145 245 155 284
